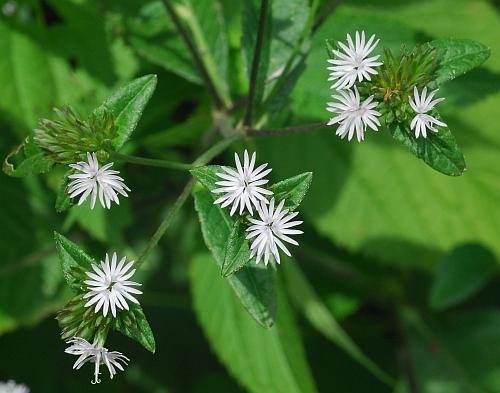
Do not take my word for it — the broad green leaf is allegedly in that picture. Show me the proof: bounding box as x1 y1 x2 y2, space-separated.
54 232 95 290
190 253 318 393
284 262 394 385
389 121 465 176
192 184 276 327
222 219 251 277
3 136 54 178
176 0 231 105
115 304 156 353
269 172 313 211
55 170 74 213
430 244 497 310
427 39 491 88
93 74 157 149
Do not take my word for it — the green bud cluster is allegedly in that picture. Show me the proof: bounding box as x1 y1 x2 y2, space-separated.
34 106 116 164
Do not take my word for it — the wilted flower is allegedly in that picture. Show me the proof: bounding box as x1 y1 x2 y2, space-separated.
327 86 381 142
409 86 447 138
213 150 273 216
246 198 303 265
65 337 129 384
67 152 130 209
83 253 142 318
328 30 383 90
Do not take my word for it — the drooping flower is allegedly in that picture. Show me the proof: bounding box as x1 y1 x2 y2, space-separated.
67 152 130 209
83 253 142 318
213 150 273 216
409 86 447 138
327 30 383 90
0 380 30 393
327 86 381 142
65 337 129 384
246 198 303 265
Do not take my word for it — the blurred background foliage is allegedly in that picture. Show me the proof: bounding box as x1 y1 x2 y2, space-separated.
0 0 499 392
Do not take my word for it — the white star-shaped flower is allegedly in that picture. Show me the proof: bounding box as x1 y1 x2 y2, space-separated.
83 253 142 318
213 150 273 216
65 337 129 384
328 30 383 90
67 152 130 210
409 86 447 138
327 86 381 142
0 380 30 393
246 198 303 265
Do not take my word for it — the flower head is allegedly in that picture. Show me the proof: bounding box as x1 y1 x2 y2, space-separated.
409 86 447 138
67 152 130 210
327 86 381 142
328 31 383 90
246 198 303 265
0 380 30 393
213 150 273 216
65 337 129 384
83 253 142 318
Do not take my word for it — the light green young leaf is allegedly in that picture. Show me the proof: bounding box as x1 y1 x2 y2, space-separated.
3 136 54 178
54 231 95 290
269 172 313 211
430 244 497 310
284 262 394 385
115 304 156 353
93 74 157 149
192 184 276 327
190 253 318 393
427 39 490 88
389 121 466 176
222 218 251 277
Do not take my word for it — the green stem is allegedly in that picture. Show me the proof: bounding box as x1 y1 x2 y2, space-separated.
111 152 192 171
136 178 195 268
246 122 327 137
192 134 243 166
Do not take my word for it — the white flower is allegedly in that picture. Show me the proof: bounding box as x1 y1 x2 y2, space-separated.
0 380 29 393
83 252 142 318
65 337 129 384
409 86 447 138
328 30 383 90
213 150 273 216
246 198 303 265
327 86 381 142
68 152 130 210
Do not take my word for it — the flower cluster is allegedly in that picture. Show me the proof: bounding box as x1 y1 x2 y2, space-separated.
213 150 303 265
326 30 446 141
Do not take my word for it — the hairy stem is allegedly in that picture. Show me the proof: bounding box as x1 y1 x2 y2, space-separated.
161 0 225 109
111 152 193 171
243 0 270 126
246 122 327 136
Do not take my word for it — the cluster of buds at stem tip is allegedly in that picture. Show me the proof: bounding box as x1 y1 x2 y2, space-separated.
34 105 116 164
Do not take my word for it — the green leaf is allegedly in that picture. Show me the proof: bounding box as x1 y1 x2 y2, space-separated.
430 244 497 310
389 121 466 176
115 304 156 353
222 218 251 277
427 39 491 88
269 172 313 211
283 262 394 385
93 74 157 149
192 184 276 327
55 170 74 213
54 231 95 290
190 165 221 192
190 253 318 393
3 136 54 178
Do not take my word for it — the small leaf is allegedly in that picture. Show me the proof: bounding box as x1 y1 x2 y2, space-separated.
93 74 157 149
269 172 313 211
54 231 95 290
389 121 466 176
427 39 490 88
3 136 54 178
284 262 394 385
55 170 74 213
222 219 252 277
192 184 276 327
190 165 221 192
430 244 497 310
115 304 156 353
